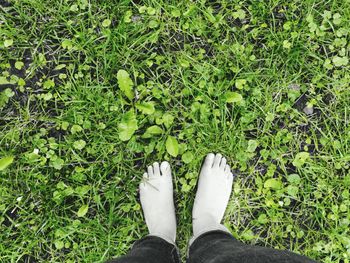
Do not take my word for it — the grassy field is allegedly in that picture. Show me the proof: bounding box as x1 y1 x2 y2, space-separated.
1 0 350 262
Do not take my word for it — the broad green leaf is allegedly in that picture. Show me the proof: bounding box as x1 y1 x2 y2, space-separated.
235 79 247 89
136 101 155 115
54 64 66 70
171 9 181 17
242 229 255 241
42 93 52 101
283 21 292 30
265 113 274 122
162 113 174 128
73 140 86 150
166 136 179 157
146 7 155 14
70 4 78 11
292 152 310 168
124 10 132 23
181 183 191 192
264 178 282 190
118 110 138 141
148 20 159 28
4 39 13 47
322 11 332 19
4 88 14 97
43 79 55 89
332 56 348 67
51 157 64 170
54 240 64 250
287 174 301 184
0 77 10 85
142 125 163 138
333 13 342 25
61 121 69 130
15 61 24 70
61 39 73 50
139 6 147 13
0 156 14 171
102 19 111 27
283 40 292 49
225 92 243 103
287 185 299 197
247 140 259 153
18 78 26 86
342 176 350 190
75 185 91 196
233 9 246 20
77 204 89 217
71 125 82 134
182 151 194 164
117 69 134 100
257 213 268 224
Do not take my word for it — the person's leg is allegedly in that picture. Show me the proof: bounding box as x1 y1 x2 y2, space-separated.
188 153 318 263
107 235 179 263
107 161 179 263
188 230 318 263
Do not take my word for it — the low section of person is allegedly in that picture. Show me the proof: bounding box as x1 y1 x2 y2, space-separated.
107 153 318 263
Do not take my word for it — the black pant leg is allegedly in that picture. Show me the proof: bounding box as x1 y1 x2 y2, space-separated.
107 235 180 263
187 230 318 263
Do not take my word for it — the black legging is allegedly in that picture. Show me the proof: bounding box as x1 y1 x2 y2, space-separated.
107 230 318 263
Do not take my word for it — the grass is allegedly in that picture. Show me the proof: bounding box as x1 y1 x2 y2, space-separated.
0 0 350 262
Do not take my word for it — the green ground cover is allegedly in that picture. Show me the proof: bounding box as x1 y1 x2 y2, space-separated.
1 0 350 262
